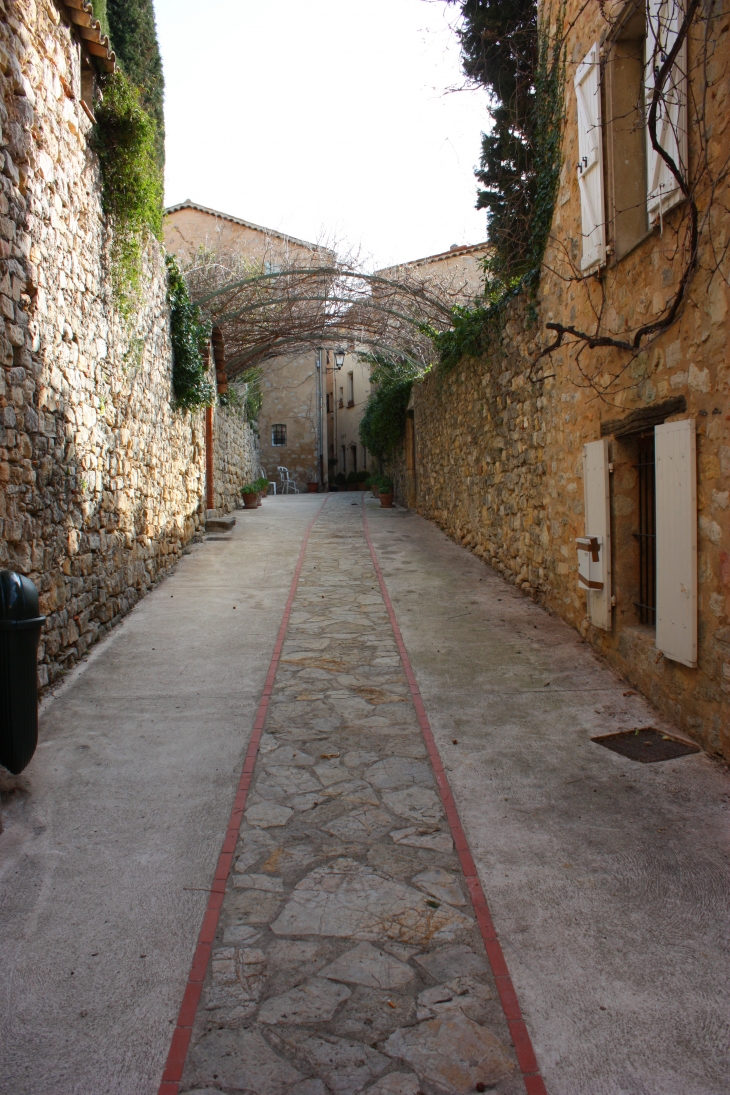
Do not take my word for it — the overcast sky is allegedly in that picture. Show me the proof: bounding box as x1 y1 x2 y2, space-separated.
155 0 490 270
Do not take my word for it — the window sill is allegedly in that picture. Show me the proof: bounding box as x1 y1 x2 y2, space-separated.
347 400 354 408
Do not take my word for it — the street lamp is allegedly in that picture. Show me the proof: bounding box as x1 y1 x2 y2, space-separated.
334 348 346 370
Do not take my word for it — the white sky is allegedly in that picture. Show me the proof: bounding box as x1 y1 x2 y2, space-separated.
155 0 490 270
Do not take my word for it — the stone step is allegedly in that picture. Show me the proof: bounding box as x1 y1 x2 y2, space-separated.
205 515 236 533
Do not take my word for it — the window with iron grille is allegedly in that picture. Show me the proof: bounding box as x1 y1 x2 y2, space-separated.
633 432 656 625
271 424 287 446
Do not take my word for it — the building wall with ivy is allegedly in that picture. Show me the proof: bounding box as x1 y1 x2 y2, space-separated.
402 0 730 758
0 0 208 686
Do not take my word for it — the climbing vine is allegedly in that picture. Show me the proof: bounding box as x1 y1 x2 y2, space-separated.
359 356 418 461
92 71 163 314
166 255 215 412
240 367 263 422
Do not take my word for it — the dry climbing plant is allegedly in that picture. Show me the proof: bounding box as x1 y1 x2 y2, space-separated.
534 0 730 402
179 241 483 382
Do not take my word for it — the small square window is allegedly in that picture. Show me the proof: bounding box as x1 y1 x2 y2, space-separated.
271 424 287 446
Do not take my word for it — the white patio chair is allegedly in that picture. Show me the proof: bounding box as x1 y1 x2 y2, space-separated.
259 465 275 494
277 466 300 494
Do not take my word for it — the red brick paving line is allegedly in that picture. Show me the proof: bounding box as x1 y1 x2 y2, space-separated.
158 496 330 1095
362 498 549 1095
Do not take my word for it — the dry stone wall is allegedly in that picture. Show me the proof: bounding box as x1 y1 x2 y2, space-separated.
211 399 258 514
0 0 225 687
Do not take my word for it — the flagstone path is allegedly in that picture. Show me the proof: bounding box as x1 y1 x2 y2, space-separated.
173 496 532 1095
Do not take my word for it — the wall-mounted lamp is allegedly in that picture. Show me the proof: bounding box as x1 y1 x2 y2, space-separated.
334 349 346 370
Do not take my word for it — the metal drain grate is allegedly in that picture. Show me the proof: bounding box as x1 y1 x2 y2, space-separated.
592 726 700 763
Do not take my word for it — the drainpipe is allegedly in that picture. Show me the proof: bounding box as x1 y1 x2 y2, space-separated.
315 349 324 488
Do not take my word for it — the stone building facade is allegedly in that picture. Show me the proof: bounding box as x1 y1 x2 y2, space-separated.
0 2 250 687
165 201 328 492
395 1 730 757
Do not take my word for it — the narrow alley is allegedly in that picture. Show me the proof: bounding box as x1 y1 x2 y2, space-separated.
2 495 727 1095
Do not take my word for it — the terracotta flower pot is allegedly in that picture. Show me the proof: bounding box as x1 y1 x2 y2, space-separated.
380 493 394 508
358 482 367 491
307 482 319 493
371 486 380 497
338 484 348 492
242 493 258 509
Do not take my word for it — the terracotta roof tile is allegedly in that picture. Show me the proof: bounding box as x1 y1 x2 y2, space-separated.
57 0 115 73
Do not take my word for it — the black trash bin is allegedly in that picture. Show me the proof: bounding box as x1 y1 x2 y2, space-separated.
0 571 45 774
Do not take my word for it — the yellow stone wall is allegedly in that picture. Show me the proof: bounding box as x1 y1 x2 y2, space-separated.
406 2 730 756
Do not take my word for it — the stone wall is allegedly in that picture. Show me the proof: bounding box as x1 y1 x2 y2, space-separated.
403 1 730 757
412 299 548 593
0 0 210 686
410 280 729 756
211 398 258 514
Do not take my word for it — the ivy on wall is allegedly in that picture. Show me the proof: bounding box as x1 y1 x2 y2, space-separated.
92 71 163 314
359 357 417 463
106 0 165 169
166 255 215 412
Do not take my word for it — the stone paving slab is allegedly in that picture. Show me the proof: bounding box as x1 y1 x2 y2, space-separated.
180 498 522 1095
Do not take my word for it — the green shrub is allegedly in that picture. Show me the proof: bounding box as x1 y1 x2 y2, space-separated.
166 254 215 412
240 483 259 496
346 471 358 484
335 472 347 485
379 476 394 494
355 469 369 482
358 356 416 461
360 381 411 460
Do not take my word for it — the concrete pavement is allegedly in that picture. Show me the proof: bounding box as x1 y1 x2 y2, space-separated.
0 498 316 1095
0 492 727 1094
365 500 730 1095
172 495 529 1095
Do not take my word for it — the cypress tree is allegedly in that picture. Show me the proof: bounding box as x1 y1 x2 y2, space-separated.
447 0 539 283
106 0 165 169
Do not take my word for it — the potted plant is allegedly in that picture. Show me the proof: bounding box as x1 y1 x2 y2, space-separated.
355 469 369 491
335 472 347 492
306 481 319 493
379 476 394 508
254 476 270 506
241 482 259 509
368 476 380 497
346 471 358 492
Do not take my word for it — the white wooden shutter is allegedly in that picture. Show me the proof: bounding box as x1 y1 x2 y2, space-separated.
645 0 687 224
574 45 606 273
655 419 697 666
580 438 612 630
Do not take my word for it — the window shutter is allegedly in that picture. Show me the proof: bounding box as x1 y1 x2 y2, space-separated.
579 438 612 630
655 419 697 666
645 0 688 223
574 44 606 273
